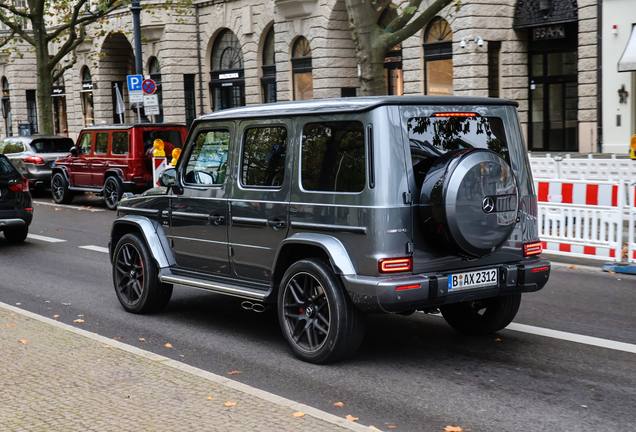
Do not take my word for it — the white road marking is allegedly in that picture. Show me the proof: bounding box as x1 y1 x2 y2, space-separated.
27 234 67 243
33 200 106 212
78 245 109 254
506 323 636 354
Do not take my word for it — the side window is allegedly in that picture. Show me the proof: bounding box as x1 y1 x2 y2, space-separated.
184 130 230 185
241 126 287 188
112 132 129 155
301 121 365 192
95 132 109 154
78 133 92 154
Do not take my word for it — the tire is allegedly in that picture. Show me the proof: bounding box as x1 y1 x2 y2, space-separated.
440 293 522 335
103 176 123 210
419 149 518 258
51 172 74 204
4 226 28 243
277 258 366 364
112 233 173 314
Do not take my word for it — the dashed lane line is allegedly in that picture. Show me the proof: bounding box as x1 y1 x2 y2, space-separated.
33 200 107 212
27 234 67 243
78 245 109 254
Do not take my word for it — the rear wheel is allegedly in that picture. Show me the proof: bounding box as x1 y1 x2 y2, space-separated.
4 226 28 243
440 293 522 335
51 173 74 204
278 258 365 364
103 177 123 210
112 233 173 314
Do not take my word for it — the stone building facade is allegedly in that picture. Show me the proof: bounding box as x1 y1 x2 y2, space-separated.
0 0 601 153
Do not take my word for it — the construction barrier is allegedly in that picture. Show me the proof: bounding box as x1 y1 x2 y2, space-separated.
529 153 636 181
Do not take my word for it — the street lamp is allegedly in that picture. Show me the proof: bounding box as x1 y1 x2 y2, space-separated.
131 0 143 75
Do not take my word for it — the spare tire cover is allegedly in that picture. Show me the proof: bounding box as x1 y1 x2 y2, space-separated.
419 149 518 258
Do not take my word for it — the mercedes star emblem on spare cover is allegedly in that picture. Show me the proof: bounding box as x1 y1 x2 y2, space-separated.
482 196 495 213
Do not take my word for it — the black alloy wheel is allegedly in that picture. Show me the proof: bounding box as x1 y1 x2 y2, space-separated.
112 233 173 314
51 173 74 204
278 258 366 364
103 177 123 210
440 293 522 335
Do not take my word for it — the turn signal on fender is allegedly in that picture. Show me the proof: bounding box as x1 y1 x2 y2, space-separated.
379 257 412 273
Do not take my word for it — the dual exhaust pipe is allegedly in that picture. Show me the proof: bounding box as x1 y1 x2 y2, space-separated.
241 301 267 313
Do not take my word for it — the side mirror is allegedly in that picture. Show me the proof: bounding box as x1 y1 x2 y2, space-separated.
160 168 183 194
70 146 78 157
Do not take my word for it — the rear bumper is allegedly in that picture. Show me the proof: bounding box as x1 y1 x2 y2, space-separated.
341 257 551 313
0 212 33 231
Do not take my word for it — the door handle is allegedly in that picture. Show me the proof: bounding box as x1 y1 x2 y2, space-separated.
267 218 286 229
209 214 225 226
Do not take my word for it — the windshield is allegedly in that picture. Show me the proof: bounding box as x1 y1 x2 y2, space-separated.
31 138 74 153
407 116 510 166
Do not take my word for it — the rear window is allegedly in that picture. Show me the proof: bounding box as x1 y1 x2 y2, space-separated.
142 130 184 151
30 138 74 153
407 115 510 167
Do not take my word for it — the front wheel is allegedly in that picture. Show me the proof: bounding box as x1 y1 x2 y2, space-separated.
440 293 522 335
51 173 74 204
103 177 123 210
112 233 173 314
278 258 366 364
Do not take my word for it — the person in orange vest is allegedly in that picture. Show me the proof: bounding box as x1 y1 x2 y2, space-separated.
630 134 636 160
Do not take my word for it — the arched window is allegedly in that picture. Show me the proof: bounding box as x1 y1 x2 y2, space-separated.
80 67 94 126
210 29 245 111
291 37 313 100
423 17 453 95
261 26 277 103
2 78 12 137
149 57 163 122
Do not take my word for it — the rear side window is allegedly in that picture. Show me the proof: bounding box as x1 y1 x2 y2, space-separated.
95 132 109 154
184 130 230 185
241 126 287 188
0 156 16 174
0 140 25 154
78 133 92 154
112 132 129 155
30 138 74 153
301 121 365 193
407 115 510 166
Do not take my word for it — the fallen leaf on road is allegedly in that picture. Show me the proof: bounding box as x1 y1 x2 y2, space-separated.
369 426 382 431
224 401 238 407
55 208 61 211
6 323 15 327
566 265 579 269
165 343 172 348
608 270 616 274
53 315 60 318
45 301 50 303
346 415 359 422
139 338 146 342
103 345 111 348
74 319 84 323
87 206 92 209
442 427 470 432
334 402 344 407
113 336 122 340
19 340 28 344
56 229 60 232
207 396 214 401
15 303 21 306
293 412 305 418
495 338 501 342
227 371 242 375
9 313 14 316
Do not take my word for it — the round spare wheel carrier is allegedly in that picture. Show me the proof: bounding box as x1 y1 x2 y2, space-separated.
419 149 518 258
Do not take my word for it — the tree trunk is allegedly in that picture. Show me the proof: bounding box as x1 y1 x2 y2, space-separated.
33 16 54 135
344 0 391 96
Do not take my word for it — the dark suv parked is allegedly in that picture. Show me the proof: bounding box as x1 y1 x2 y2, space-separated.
109 96 550 363
0 154 33 243
52 123 188 209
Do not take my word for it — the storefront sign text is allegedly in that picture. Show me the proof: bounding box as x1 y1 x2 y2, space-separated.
219 73 239 80
532 25 565 41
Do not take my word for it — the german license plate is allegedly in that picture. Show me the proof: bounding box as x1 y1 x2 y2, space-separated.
448 268 498 291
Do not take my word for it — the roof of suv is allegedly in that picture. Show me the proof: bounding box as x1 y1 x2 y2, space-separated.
197 96 519 121
79 123 187 131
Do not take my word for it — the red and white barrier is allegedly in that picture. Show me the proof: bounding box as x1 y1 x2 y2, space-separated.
628 183 636 263
152 156 166 187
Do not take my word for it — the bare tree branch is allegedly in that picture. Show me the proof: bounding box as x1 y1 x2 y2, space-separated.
384 0 453 48
0 3 30 19
49 23 85 69
385 0 424 34
47 0 123 42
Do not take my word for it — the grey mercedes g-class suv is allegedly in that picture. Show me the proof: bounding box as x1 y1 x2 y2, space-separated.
109 96 550 364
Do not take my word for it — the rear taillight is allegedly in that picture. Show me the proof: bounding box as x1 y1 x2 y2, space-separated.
8 177 29 192
523 242 543 257
379 257 413 273
23 155 45 165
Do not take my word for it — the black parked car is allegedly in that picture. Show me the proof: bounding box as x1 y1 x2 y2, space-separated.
0 154 33 243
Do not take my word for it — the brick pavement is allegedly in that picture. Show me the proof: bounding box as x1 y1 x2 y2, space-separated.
0 304 373 432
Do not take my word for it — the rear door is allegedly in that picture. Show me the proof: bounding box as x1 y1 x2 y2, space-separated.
91 131 110 187
71 132 93 186
229 119 291 282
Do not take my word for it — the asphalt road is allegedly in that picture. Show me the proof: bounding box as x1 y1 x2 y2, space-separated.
1 192 635 432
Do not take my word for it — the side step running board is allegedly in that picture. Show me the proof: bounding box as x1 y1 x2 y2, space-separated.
161 273 267 301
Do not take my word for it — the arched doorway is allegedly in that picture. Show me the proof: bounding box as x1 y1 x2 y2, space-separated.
99 32 135 124
261 26 277 103
80 67 94 127
423 17 453 95
291 37 313 100
2 78 11 137
209 29 245 111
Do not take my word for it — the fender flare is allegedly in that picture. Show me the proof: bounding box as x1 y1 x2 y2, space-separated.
274 233 356 276
104 168 126 186
110 215 175 269
51 166 71 185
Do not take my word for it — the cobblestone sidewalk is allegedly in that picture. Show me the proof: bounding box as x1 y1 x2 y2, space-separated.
0 304 370 432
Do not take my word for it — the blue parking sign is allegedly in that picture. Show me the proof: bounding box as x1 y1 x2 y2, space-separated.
127 74 143 92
